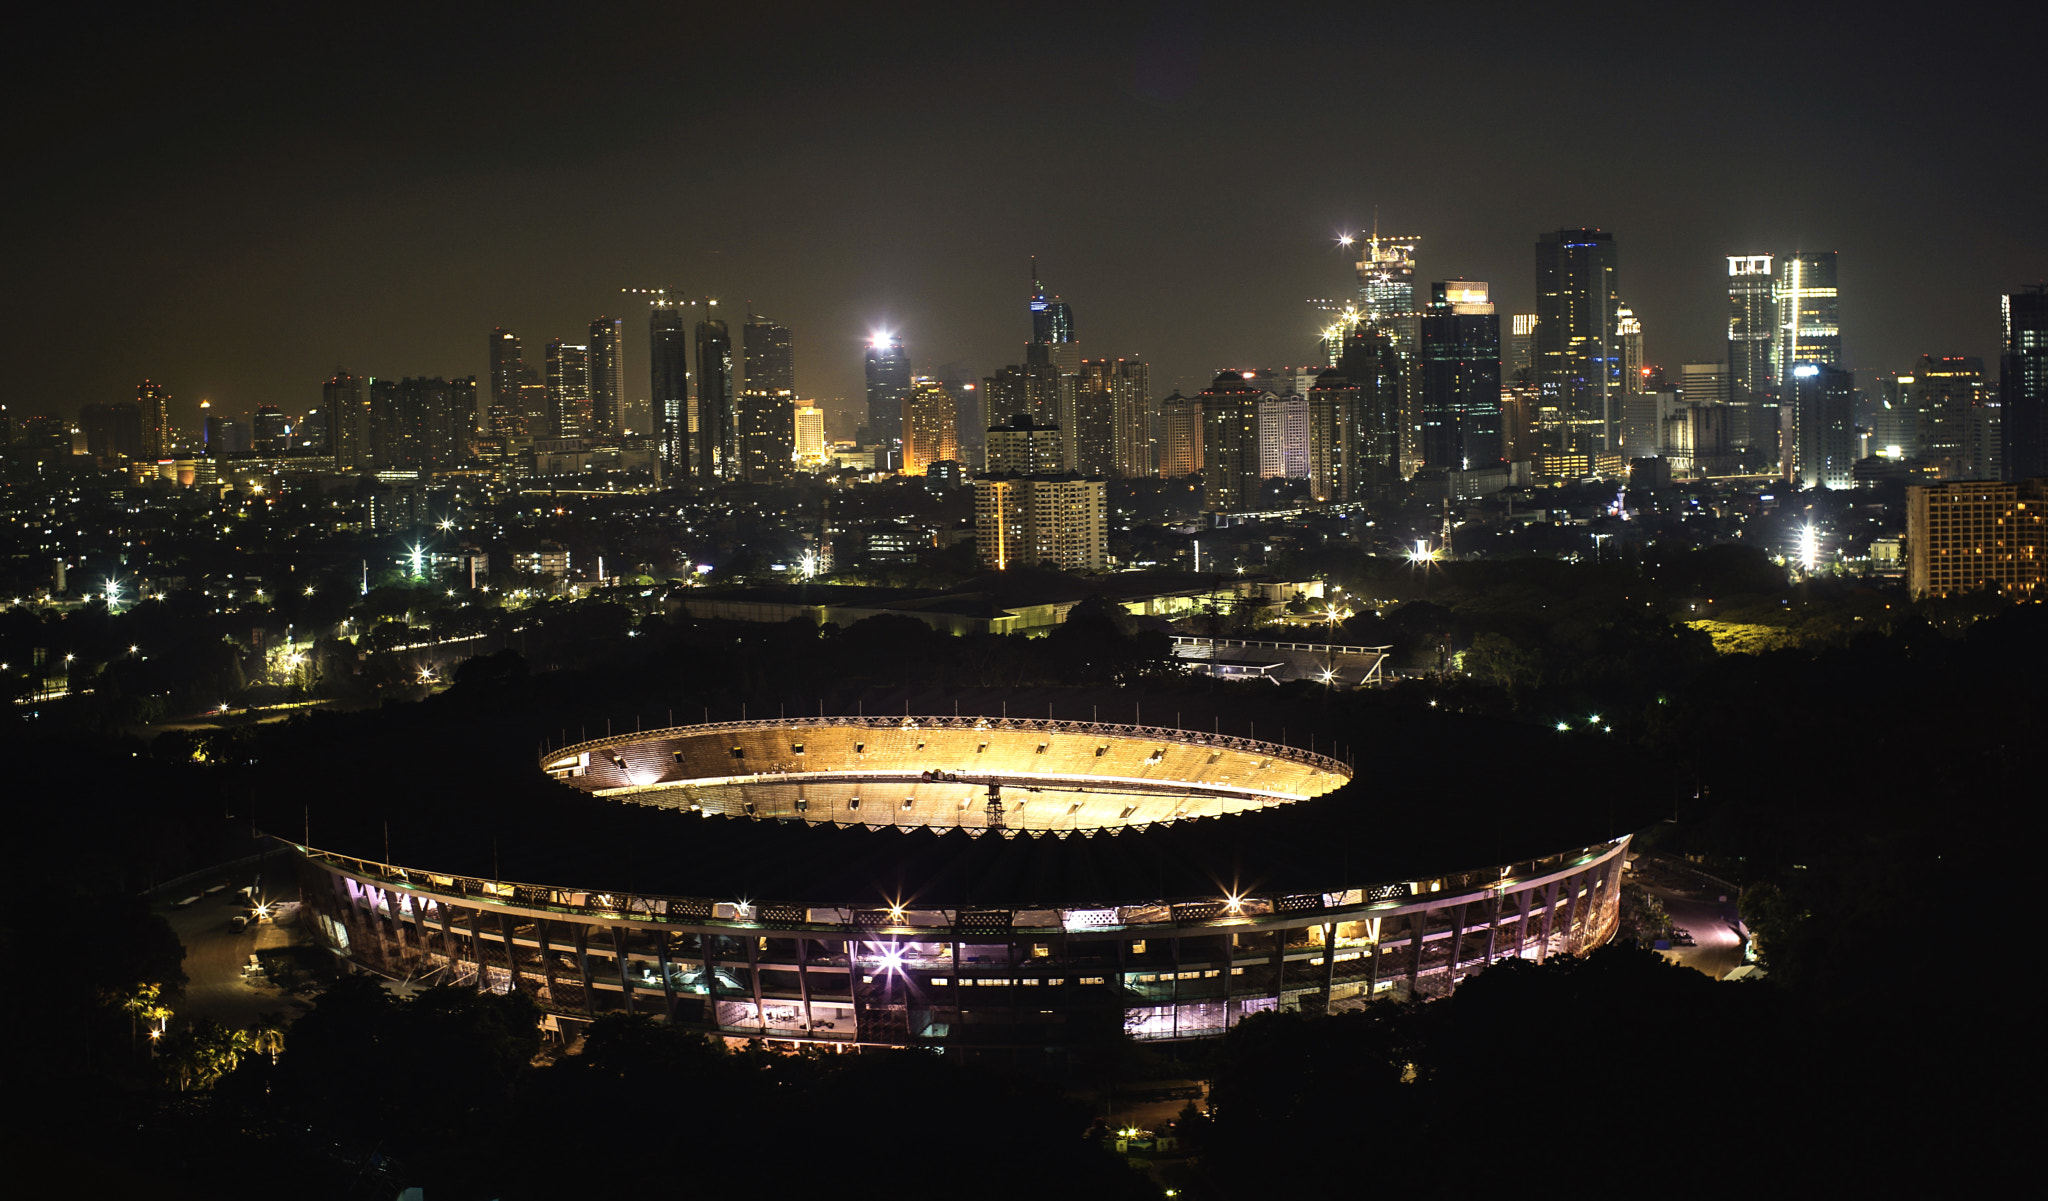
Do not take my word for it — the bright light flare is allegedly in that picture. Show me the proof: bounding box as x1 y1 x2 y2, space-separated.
1798 525 1820 572
1337 233 1355 247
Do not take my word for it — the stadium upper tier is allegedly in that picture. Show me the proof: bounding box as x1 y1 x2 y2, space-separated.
547 716 1350 832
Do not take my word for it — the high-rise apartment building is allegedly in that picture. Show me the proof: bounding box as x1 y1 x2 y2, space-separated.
1907 478 2048 599
544 341 591 439
644 293 690 477
324 369 367 470
1258 392 1309 478
1533 229 1621 456
2002 286 2047 481
587 318 624 437
1307 369 1357 503
1199 372 1263 512
1158 392 1203 478
984 414 1064 475
488 328 524 437
1071 360 1120 477
1417 280 1503 471
138 380 172 460
865 333 911 452
1110 360 1153 478
904 378 959 476
696 308 735 480
973 474 1107 572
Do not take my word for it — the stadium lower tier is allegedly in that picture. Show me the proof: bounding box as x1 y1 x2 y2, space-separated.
293 835 1629 1048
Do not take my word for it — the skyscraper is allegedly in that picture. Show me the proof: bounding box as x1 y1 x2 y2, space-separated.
1772 252 1842 381
696 307 734 480
544 340 590 439
1355 232 1420 356
1336 322 1406 490
1726 255 1776 451
1417 280 1504 471
488 328 524 437
81 402 142 464
642 292 690 477
587 318 624 437
2002 285 2047 481
1909 356 1994 480
138 379 172 460
1027 260 1079 374
252 405 289 454
1533 229 1621 455
865 332 911 452
1199 372 1263 512
743 311 795 395
794 404 826 468
984 414 1064 475
904 378 960 476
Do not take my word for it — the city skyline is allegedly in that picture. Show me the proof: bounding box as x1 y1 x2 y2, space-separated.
6 7 2038 438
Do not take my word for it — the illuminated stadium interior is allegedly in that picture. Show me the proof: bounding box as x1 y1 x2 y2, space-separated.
546 716 1351 832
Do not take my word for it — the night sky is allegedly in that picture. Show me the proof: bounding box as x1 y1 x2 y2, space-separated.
9 2 2041 434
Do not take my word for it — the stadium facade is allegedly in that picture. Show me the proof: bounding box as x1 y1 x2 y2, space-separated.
294 713 1632 1048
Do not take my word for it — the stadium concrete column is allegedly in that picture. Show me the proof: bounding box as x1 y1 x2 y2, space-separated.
1517 886 1534 956
1321 922 1337 1008
1407 911 1425 996
436 900 459 976
497 912 525 994
1222 932 1236 1025
1485 887 1502 963
610 926 635 1014
1537 879 1559 963
1447 903 1466 988
1268 927 1285 1008
573 925 596 1015
794 935 813 1037
539 922 560 1008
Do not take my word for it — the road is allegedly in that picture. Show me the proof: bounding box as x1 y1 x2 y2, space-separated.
1634 857 1748 979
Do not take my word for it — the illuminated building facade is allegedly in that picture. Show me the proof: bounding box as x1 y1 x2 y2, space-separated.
1257 392 1309 479
972 475 1106 571
1726 254 1775 450
544 340 590 439
1909 356 1993 479
1336 322 1405 488
2002 286 2047 481
904 378 959 477
1158 392 1203 478
983 414 1063 475
1533 229 1620 456
1417 280 1503 471
1306 369 1357 502
1027 260 1079 375
742 312 794 396
1772 252 1842 380
291 713 1634 1049
1907 478 2048 599
793 405 826 468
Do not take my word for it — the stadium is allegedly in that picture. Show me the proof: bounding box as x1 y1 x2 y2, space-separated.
291 700 1648 1050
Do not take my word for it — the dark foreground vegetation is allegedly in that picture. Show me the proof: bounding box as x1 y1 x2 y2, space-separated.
1 545 2027 1196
